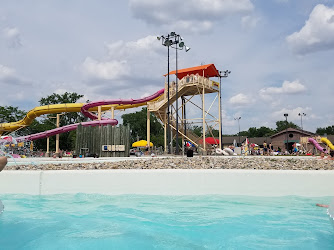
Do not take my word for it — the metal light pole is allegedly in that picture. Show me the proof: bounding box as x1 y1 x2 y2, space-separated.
175 36 179 154
298 112 306 130
159 32 190 155
219 70 231 149
234 117 241 146
284 113 289 152
172 33 190 154
157 34 172 154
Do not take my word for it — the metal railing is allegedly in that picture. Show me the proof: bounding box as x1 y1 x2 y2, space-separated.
148 75 217 111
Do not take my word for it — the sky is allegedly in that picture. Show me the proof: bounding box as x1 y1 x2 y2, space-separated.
1 0 334 134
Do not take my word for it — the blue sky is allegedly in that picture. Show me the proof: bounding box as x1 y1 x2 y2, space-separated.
1 0 334 134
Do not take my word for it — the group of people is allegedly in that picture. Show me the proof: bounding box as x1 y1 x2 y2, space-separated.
262 141 274 156
317 150 334 160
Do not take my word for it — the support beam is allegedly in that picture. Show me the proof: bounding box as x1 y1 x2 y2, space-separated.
46 137 50 157
181 97 185 156
147 109 150 149
98 106 102 120
169 124 198 147
164 109 167 153
218 89 222 150
202 85 206 153
111 106 115 119
55 114 60 155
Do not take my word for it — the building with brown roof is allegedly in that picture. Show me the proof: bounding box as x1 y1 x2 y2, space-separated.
270 128 315 152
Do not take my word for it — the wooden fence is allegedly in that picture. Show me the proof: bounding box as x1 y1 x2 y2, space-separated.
75 124 130 157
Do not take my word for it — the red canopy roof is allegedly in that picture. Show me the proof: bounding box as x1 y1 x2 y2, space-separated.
199 137 220 145
164 64 220 79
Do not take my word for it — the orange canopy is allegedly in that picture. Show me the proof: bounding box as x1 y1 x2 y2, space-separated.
164 64 220 79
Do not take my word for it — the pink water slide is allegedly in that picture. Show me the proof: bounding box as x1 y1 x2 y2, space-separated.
14 88 165 142
81 88 165 120
308 138 328 153
15 120 117 142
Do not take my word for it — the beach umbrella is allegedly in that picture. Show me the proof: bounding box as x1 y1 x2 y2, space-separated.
199 137 219 145
132 140 153 147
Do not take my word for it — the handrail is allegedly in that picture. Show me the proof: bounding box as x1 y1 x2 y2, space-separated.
148 75 217 111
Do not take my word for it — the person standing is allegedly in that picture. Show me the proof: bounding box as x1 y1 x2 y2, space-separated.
263 141 267 156
268 143 273 155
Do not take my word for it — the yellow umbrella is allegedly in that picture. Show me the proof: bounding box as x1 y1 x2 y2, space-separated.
132 140 153 147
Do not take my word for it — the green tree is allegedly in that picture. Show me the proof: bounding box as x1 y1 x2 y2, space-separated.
275 120 299 133
38 92 87 150
316 125 334 135
239 130 249 136
187 125 202 137
206 126 219 137
0 106 26 123
256 126 275 137
122 108 164 147
238 126 275 137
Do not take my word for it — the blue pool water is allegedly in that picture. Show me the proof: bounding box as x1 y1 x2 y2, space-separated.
0 194 333 249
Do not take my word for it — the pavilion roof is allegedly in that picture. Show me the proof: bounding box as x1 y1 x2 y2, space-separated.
164 63 220 79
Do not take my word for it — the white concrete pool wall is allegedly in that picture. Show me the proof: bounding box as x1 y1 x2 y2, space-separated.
0 169 334 196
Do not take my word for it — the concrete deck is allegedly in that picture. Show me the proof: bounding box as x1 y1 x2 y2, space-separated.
0 169 333 197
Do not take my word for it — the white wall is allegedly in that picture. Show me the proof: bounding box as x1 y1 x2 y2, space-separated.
0 170 333 196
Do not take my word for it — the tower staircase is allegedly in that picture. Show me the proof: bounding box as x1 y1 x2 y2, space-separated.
147 74 219 149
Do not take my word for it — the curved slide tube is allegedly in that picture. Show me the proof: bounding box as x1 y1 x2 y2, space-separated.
0 88 164 142
321 138 334 150
81 89 165 121
0 89 164 136
308 138 328 153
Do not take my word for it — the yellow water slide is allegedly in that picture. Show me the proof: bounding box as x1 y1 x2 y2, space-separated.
0 98 160 136
320 137 334 150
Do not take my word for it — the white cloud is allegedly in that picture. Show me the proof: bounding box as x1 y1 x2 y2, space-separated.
259 80 306 99
271 107 314 123
229 93 250 105
81 57 129 80
241 15 260 29
105 35 162 59
0 64 15 79
3 27 22 48
129 0 254 33
286 4 334 54
80 35 165 86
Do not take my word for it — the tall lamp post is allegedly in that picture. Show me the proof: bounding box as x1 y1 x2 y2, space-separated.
172 33 190 154
219 70 231 149
234 117 241 146
298 112 306 130
157 34 172 154
157 32 190 155
284 113 289 152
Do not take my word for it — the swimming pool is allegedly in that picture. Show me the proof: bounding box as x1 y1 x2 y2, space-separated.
0 194 333 249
